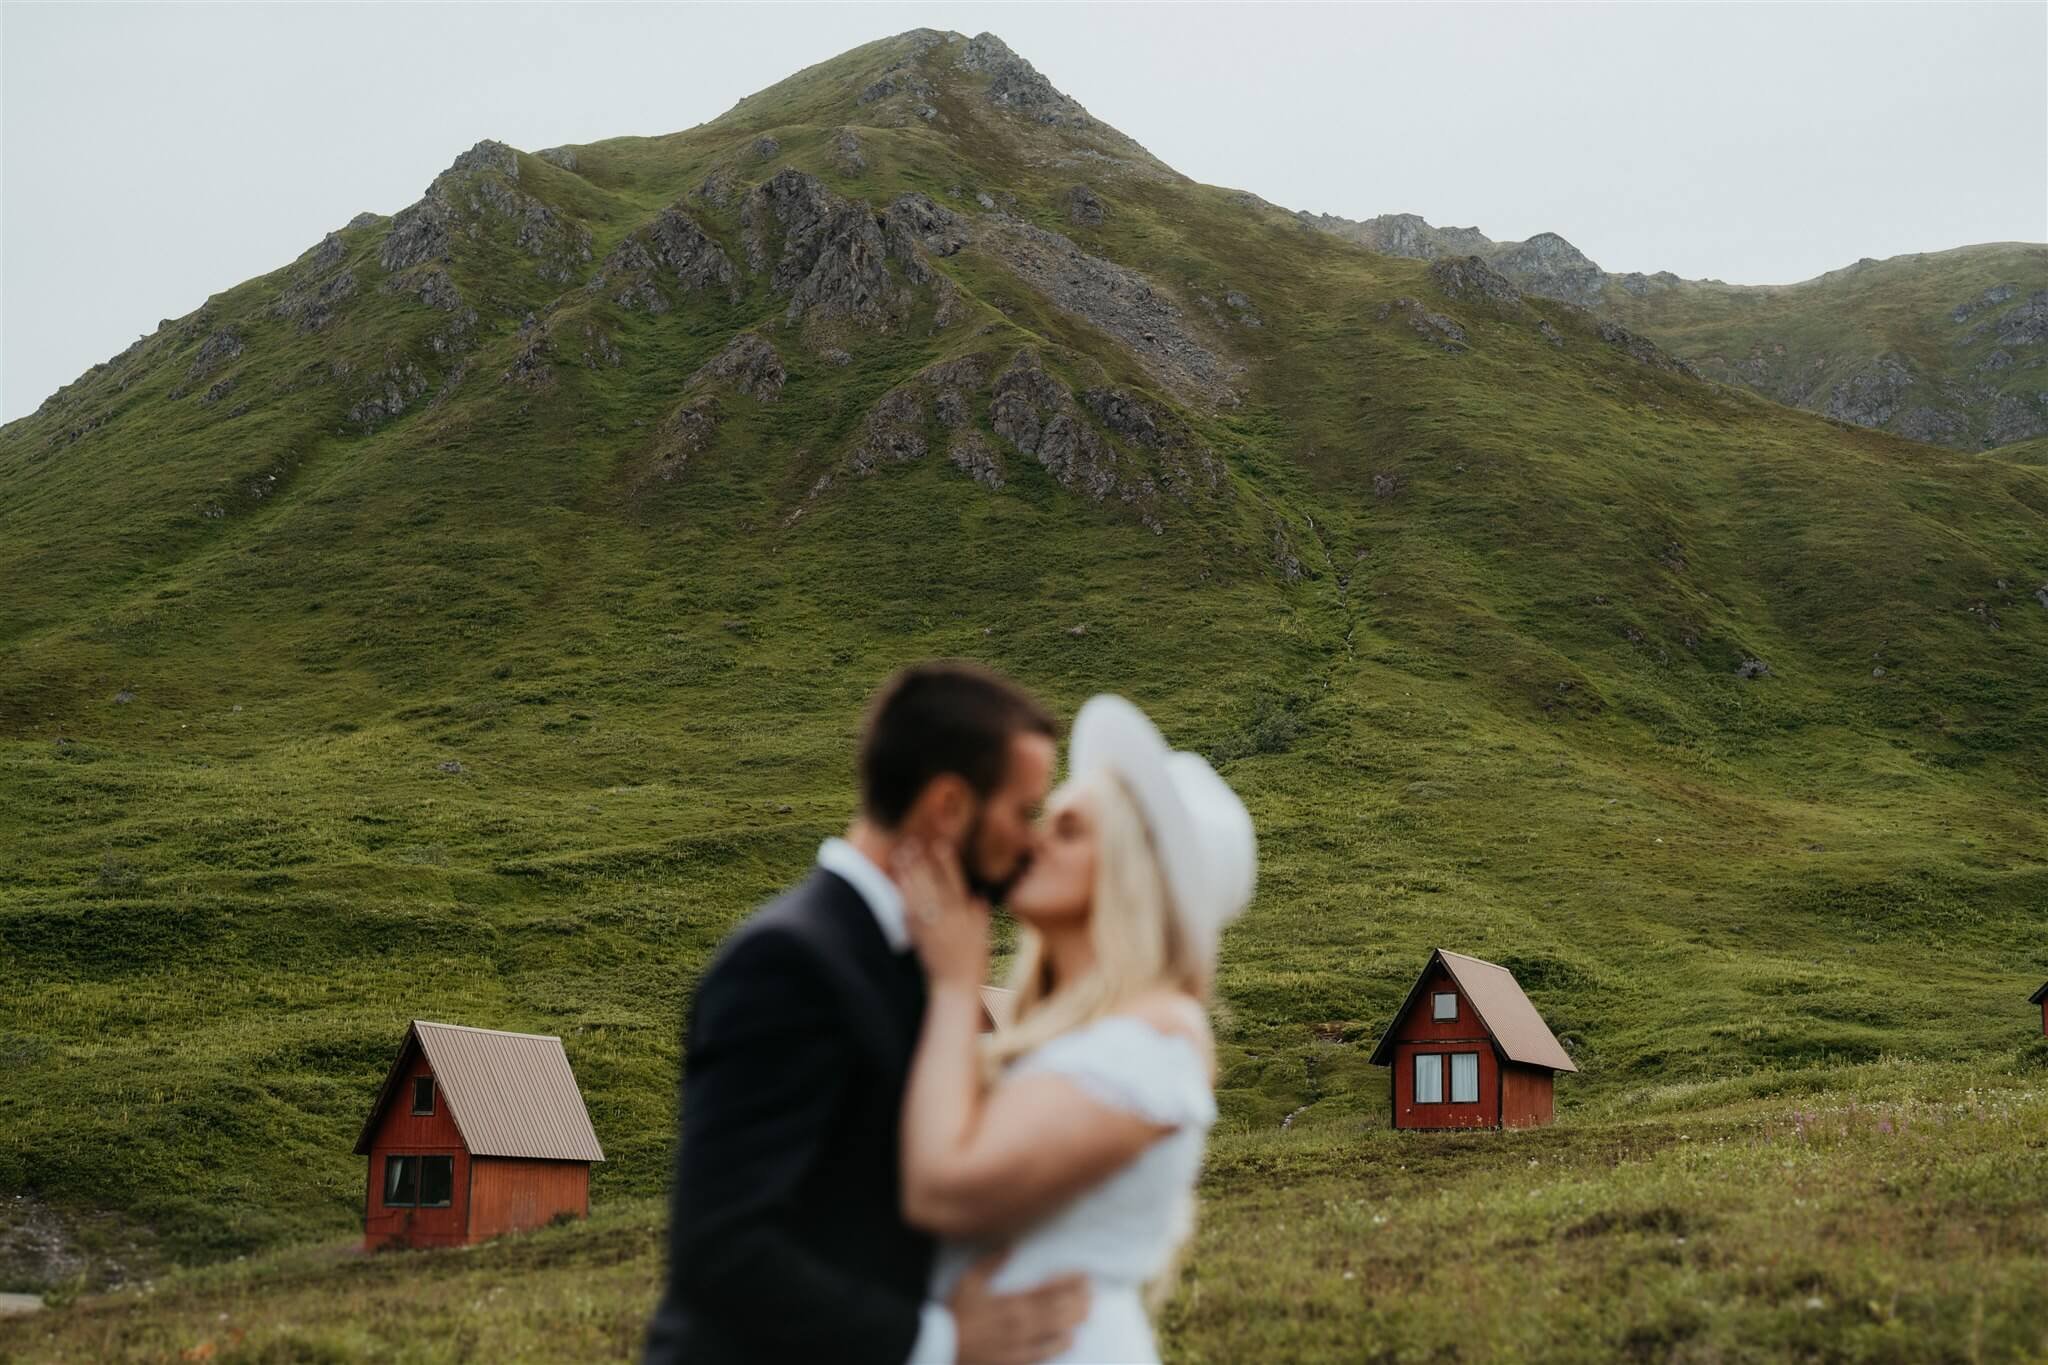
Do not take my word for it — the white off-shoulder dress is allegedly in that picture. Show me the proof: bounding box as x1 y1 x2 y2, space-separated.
927 1014 1217 1365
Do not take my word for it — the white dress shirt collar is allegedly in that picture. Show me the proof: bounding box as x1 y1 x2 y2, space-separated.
817 836 910 954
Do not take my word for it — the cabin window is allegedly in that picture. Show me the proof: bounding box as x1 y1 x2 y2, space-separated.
1451 1052 1480 1104
418 1155 453 1206
1431 992 1457 1021
384 1155 417 1206
412 1076 434 1115
382 1155 453 1207
1414 1053 1444 1104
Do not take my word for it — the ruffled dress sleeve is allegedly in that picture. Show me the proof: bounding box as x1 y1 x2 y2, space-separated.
1009 1014 1217 1128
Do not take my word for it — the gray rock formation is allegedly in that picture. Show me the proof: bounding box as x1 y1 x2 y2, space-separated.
743 169 901 328
1427 256 1522 307
1596 321 1699 377
947 430 1004 489
833 129 867 175
974 216 1235 403
186 329 243 380
1380 299 1466 353
688 332 785 402
1490 234 1607 309
349 361 429 429
591 204 738 311
1824 354 1916 428
958 32 1096 128
380 139 592 284
1062 185 1106 227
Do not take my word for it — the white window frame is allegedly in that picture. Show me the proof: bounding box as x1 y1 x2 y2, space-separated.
1414 1053 1444 1104
1450 1051 1480 1104
1431 992 1458 1021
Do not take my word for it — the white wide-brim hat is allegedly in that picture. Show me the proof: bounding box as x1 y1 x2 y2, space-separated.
1068 694 1257 962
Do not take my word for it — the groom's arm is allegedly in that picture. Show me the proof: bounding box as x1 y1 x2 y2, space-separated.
665 926 928 1365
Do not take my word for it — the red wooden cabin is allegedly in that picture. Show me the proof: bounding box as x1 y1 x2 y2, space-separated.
1369 949 1578 1130
2032 982 2048 1036
355 1020 605 1250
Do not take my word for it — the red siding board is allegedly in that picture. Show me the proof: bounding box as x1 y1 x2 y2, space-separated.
468 1157 591 1241
1501 1063 1556 1128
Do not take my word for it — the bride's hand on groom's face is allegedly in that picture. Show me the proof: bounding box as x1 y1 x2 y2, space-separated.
893 839 990 988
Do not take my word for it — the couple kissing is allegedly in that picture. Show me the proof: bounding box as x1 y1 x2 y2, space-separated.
641 661 1257 1365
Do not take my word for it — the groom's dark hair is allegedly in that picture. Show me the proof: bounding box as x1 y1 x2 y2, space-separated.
858 662 1057 827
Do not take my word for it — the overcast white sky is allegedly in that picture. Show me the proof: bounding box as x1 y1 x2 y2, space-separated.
3 2 2043 421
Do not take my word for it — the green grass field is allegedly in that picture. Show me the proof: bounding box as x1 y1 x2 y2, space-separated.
3 28 2045 1363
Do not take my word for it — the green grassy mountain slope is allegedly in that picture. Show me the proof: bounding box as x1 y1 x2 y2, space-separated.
3 28 2046 1358
1297 211 2048 450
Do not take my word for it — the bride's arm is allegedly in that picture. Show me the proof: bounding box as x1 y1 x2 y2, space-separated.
895 844 1174 1242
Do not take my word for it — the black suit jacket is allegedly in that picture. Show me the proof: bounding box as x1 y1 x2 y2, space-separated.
641 867 934 1365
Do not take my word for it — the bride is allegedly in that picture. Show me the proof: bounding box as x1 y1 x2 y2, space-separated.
892 694 1257 1364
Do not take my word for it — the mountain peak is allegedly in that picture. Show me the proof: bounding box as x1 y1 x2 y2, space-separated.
699 29 1171 180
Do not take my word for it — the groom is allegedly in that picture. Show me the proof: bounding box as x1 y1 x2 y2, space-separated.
641 662 1088 1365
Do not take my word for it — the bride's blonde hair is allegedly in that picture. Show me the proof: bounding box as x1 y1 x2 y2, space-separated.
983 769 1209 1076
982 769 1212 1313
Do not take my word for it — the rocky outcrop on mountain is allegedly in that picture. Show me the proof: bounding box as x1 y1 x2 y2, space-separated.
348 360 429 430
1983 289 2048 348
743 169 904 328
186 329 243 381
947 430 1004 488
380 195 452 273
503 314 557 390
959 32 1094 128
378 264 479 358
450 140 519 178
270 236 359 333
1616 270 1684 297
689 331 786 402
833 129 867 175
1381 298 1467 353
1596 321 1700 377
649 397 723 482
831 346 1223 527
1895 405 1971 444
1986 392 2046 444
1427 255 1522 308
883 193 970 272
379 139 593 284
1491 234 1607 309
1298 211 1494 262
643 333 790 483
850 354 989 473
1824 355 1916 428
973 217 1236 404
1062 184 1107 227
856 34 945 119
590 204 739 311
537 146 578 171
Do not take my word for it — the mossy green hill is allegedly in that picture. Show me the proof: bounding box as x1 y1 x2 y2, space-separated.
3 28 2045 1361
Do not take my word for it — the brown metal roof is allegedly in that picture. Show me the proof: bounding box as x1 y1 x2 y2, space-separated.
1369 949 1579 1073
353 1021 605 1161
2031 981 2048 1005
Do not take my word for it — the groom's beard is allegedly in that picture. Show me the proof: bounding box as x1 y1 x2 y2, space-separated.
962 808 1029 906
